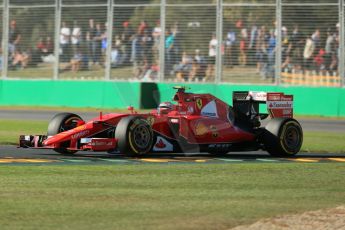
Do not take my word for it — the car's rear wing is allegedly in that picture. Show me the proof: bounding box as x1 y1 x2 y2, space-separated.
233 91 293 119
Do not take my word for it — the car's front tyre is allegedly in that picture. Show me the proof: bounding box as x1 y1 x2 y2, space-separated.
47 113 84 155
115 116 154 157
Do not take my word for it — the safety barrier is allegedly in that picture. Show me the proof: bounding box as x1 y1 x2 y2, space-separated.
0 80 141 108
0 80 344 117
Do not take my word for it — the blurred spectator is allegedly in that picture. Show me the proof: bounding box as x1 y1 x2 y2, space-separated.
36 36 54 57
141 29 153 67
36 37 47 56
121 20 133 65
86 19 96 65
79 44 89 71
335 23 340 57
191 49 207 82
60 21 71 62
175 51 192 81
141 61 159 82
92 22 104 65
255 26 268 77
224 27 236 67
324 28 336 74
131 33 140 65
165 30 175 74
152 20 161 63
110 35 123 68
45 36 54 55
311 29 321 48
207 33 217 79
137 20 147 36
71 20 82 56
324 52 338 74
281 26 290 61
282 55 293 73
325 28 336 55
111 42 121 68
10 49 29 69
314 48 326 73
249 23 258 50
46 36 54 54
248 23 258 65
101 22 109 62
289 24 304 65
239 24 248 66
70 48 82 72
60 44 88 73
40 36 55 64
171 22 182 65
266 29 276 80
9 20 21 55
303 35 315 73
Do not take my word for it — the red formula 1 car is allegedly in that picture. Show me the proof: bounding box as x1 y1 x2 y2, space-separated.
19 86 303 157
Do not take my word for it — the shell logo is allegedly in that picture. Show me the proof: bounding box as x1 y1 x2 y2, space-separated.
195 122 208 136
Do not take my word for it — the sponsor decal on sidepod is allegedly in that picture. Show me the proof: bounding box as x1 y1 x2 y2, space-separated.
201 100 219 118
195 122 208 136
153 136 173 151
71 130 90 140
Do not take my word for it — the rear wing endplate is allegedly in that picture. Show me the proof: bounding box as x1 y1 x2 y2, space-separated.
233 91 293 118
266 92 293 118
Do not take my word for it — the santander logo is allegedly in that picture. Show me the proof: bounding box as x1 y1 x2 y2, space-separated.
155 139 166 149
153 136 173 152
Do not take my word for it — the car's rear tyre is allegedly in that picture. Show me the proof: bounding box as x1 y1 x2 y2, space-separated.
47 113 83 155
115 116 153 157
262 118 303 157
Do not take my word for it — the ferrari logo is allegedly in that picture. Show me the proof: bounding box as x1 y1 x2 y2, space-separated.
210 125 218 138
196 98 202 110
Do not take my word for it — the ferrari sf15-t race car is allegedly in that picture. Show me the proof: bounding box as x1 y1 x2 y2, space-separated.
19 86 303 157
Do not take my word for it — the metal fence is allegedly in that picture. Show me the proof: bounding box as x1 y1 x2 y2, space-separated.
1 0 344 87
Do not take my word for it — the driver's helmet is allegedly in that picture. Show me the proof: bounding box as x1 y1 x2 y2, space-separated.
158 102 173 114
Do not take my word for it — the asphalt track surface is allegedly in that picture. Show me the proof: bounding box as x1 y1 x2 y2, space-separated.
1 145 345 165
0 109 344 165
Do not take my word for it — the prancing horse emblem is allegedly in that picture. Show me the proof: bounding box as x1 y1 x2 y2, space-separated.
196 98 202 110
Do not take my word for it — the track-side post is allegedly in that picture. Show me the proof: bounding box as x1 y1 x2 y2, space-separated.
275 0 282 85
53 0 62 80
105 0 114 81
2 0 9 79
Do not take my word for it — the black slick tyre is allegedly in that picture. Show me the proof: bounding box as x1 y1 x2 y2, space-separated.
263 118 303 157
47 113 83 155
115 116 153 157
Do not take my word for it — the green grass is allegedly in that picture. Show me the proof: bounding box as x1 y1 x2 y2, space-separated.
1 119 345 229
1 119 345 153
303 131 345 153
0 164 344 230
0 120 48 145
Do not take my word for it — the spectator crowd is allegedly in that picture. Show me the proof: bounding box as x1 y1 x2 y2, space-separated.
222 20 340 80
3 18 340 82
